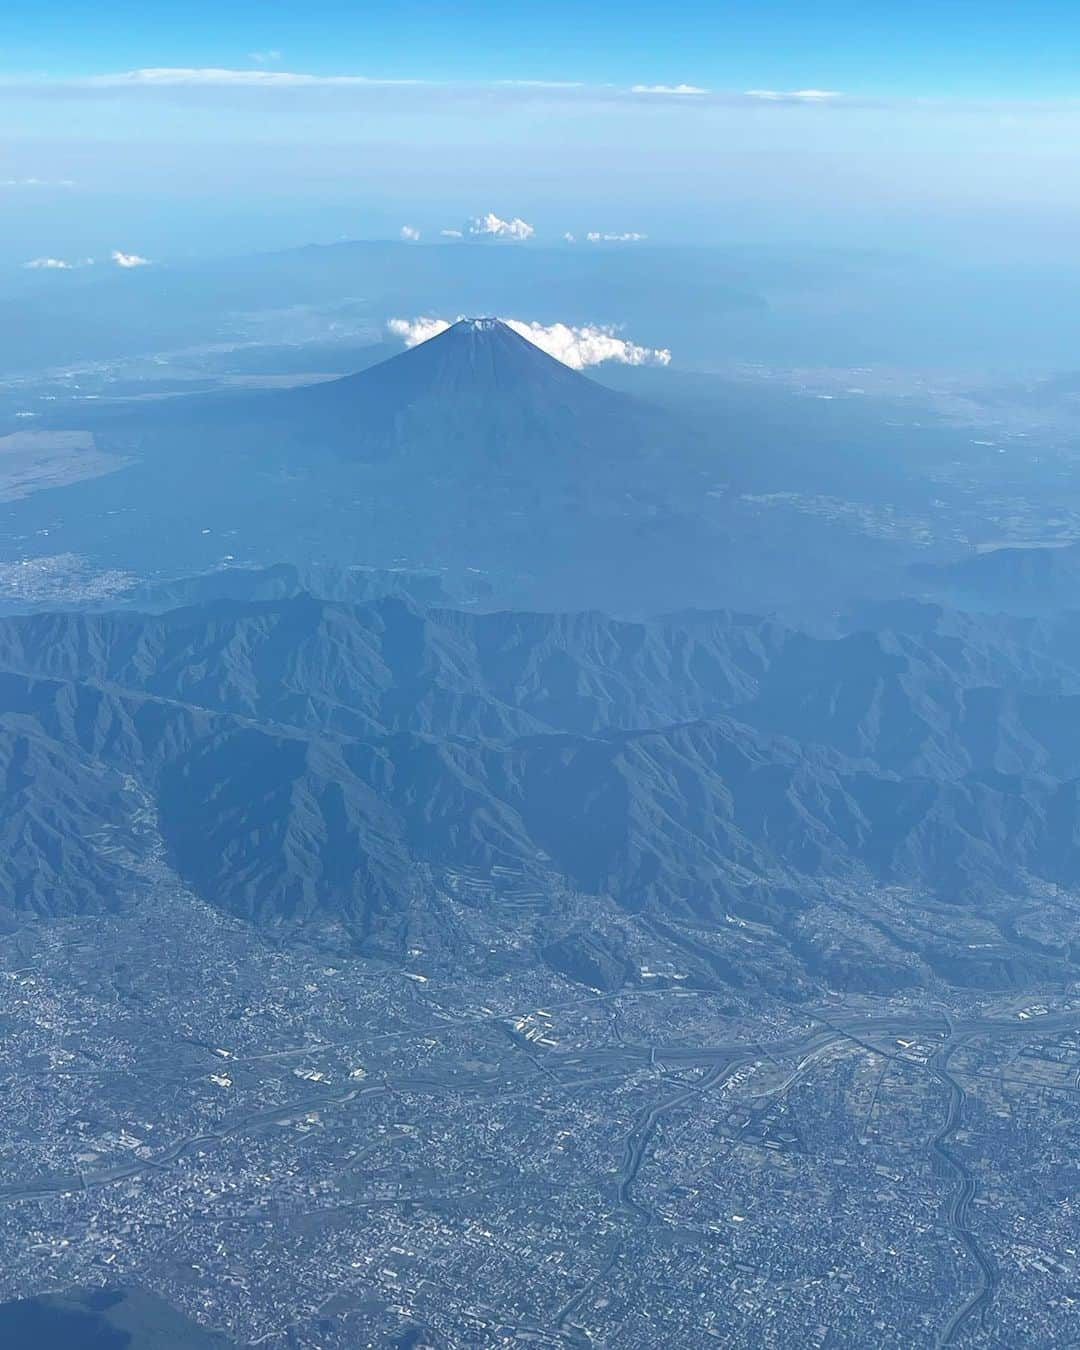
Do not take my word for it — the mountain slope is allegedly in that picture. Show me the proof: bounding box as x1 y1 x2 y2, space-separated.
0 596 781 740
6 594 1080 775
0 715 146 918
268 317 659 462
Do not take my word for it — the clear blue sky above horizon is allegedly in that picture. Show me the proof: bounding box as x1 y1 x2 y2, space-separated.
3 0 1079 98
4 1 1080 266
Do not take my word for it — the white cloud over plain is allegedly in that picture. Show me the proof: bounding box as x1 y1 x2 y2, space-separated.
466 212 534 240
400 224 421 240
23 256 73 269
439 228 464 238
387 316 671 369
111 249 151 268
585 231 647 242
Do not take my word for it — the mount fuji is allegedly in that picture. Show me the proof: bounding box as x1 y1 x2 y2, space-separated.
38 319 719 612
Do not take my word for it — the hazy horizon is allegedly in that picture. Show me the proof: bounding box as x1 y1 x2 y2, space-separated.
8 2 1080 266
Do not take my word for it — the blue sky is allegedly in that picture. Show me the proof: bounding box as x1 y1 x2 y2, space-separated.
3 2 1080 265
4 0 1079 97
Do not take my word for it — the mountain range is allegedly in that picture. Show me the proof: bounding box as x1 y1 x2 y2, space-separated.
3 580 1080 996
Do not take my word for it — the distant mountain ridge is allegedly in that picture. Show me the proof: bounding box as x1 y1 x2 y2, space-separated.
911 541 1080 615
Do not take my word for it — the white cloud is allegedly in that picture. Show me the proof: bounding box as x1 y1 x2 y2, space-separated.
585 231 647 242
0 69 853 112
387 316 671 370
466 211 534 241
248 51 282 66
387 316 453 346
77 67 421 89
507 319 670 369
439 228 464 238
563 232 576 242
2 177 75 188
494 79 587 90
631 83 706 95
400 224 421 241
23 256 73 270
744 88 841 102
111 249 151 268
